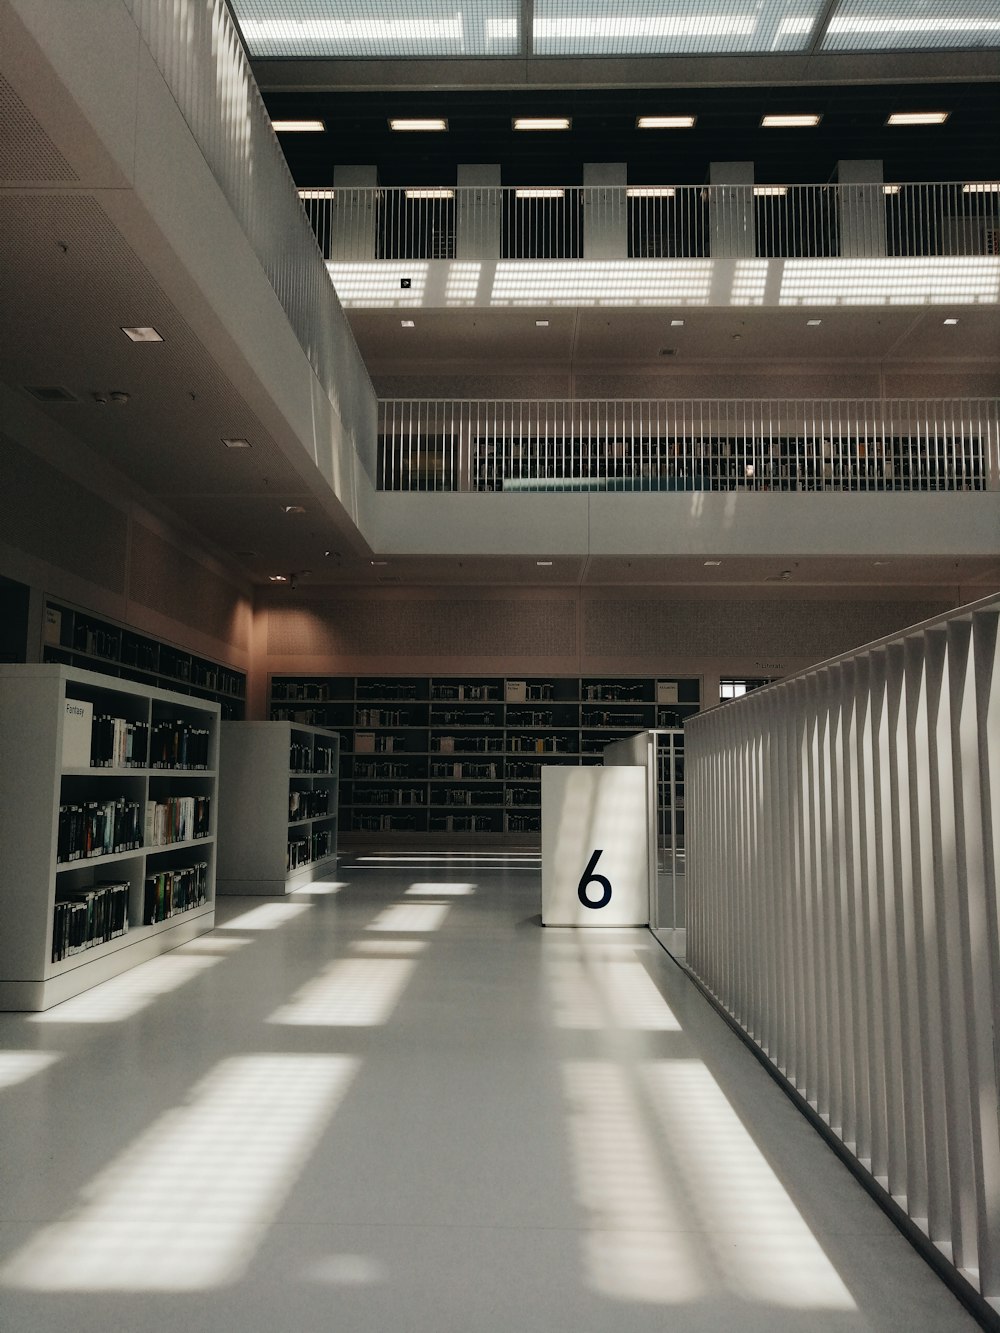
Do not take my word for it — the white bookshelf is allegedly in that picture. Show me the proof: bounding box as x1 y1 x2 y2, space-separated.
0 664 219 1011
217 721 339 895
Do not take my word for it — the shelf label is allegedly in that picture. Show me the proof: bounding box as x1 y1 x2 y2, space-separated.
61 698 93 768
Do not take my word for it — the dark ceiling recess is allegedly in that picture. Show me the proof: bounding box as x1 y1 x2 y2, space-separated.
262 83 999 186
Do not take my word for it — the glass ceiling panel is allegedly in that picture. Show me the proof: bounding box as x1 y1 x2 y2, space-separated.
822 0 1000 50
532 0 827 55
232 0 520 58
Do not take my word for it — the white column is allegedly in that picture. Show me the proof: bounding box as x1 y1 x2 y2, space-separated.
456 164 500 259
837 159 886 257
583 162 627 259
709 161 755 257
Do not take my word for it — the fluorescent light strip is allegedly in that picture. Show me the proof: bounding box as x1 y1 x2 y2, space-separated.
626 186 676 198
963 182 1000 193
515 187 565 199
271 119 325 132
513 117 570 131
298 188 337 200
887 112 949 126
753 186 789 197
761 114 820 128
636 116 695 129
883 184 902 195
121 326 162 342
389 118 448 132
404 188 455 200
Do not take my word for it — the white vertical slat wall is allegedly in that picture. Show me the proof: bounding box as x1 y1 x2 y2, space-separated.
686 595 1000 1318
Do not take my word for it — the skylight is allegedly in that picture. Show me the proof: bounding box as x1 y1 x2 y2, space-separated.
822 0 1000 50
532 0 828 55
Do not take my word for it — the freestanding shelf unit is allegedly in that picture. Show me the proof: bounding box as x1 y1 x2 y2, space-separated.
216 721 339 895
0 664 219 1011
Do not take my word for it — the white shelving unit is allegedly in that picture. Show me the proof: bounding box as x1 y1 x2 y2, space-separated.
0 664 219 1011
217 721 339 895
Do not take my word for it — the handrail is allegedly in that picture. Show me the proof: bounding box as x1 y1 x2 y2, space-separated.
376 397 999 493
302 182 1000 262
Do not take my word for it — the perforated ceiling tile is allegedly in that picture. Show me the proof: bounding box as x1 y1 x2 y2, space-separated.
532 0 825 54
0 73 78 182
822 0 1000 49
232 0 520 57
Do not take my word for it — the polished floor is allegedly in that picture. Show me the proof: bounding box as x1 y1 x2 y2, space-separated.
0 854 978 1332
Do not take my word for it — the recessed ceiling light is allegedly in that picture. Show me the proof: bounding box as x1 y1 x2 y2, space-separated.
389 118 448 132
882 184 902 195
405 188 455 200
121 326 163 342
626 186 676 198
704 560 722 566
513 117 570 131
535 320 549 327
761 114 820 128
636 116 696 130
887 112 949 126
269 574 289 582
283 505 306 514
963 182 1000 193
806 319 822 326
271 119 325 132
298 188 337 200
943 318 959 325
753 186 789 197
371 560 389 566
222 437 251 449
515 187 565 199
400 319 415 328
536 560 553 566
670 319 684 327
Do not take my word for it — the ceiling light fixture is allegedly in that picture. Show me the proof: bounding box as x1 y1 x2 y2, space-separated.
704 560 722 566
761 114 821 128
636 116 696 129
515 187 565 199
806 319 822 326
626 186 676 198
963 182 1000 193
883 184 902 194
753 186 789 197
298 188 337 200
271 119 325 132
222 437 251 449
389 118 448 132
283 505 306 514
371 560 389 566
535 320 549 327
513 117 570 131
943 317 959 325
121 326 163 342
670 319 685 327
536 560 553 566
887 112 949 126
269 574 288 583
400 319 415 328
404 188 455 200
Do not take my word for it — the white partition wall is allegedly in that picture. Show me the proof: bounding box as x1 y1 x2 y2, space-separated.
685 594 1000 1319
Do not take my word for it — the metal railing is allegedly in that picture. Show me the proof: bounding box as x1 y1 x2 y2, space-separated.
302 183 1000 262
377 398 998 493
684 594 1000 1319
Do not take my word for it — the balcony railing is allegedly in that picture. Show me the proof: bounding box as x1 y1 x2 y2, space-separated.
302 183 1000 263
377 398 998 493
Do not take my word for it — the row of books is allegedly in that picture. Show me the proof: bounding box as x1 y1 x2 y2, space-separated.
429 760 499 779
356 708 409 726
273 681 332 701
353 787 424 806
583 711 646 728
506 814 540 833
52 880 130 962
144 862 209 925
430 684 499 701
90 715 149 768
57 799 142 862
442 788 501 807
288 788 331 820
150 720 211 770
509 736 572 753
145 795 211 846
352 812 419 832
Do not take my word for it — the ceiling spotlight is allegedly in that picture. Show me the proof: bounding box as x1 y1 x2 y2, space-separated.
271 119 325 132
269 574 289 583
887 112 949 126
389 118 448 131
371 560 389 566
121 326 163 342
761 114 820 128
636 116 695 129
222 437 251 449
513 117 570 131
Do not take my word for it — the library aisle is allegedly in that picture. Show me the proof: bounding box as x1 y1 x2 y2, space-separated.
0 856 978 1332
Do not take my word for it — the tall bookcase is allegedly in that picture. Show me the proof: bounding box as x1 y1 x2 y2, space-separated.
269 674 700 844
0 664 219 1011
42 600 246 719
217 722 339 895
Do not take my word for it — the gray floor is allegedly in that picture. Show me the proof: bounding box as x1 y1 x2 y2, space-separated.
0 853 978 1332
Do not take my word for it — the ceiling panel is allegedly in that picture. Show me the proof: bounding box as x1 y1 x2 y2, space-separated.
822 0 1000 50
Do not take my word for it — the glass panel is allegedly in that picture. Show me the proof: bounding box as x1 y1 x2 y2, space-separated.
823 0 1000 50
533 0 825 55
233 0 520 57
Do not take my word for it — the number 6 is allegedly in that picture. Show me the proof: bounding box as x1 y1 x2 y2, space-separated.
577 848 612 909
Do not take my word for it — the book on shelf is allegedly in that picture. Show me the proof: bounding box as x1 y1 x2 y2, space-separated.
52 879 130 962
143 862 208 925
144 795 211 846
150 720 210 769
355 732 376 754
57 798 142 862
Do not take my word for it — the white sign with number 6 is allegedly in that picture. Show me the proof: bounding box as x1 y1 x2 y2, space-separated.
541 766 649 927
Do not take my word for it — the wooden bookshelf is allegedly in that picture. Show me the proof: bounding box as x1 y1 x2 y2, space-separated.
0 664 218 1011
